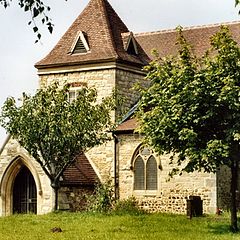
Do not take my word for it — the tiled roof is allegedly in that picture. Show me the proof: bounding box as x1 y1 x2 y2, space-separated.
135 21 240 60
115 103 138 133
115 118 138 132
116 22 240 133
35 0 149 69
35 1 240 70
62 153 99 185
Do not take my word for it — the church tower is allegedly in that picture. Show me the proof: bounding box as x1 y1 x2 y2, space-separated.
35 0 149 181
35 0 149 109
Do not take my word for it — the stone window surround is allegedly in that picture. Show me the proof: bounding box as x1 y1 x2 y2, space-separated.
131 144 162 196
67 82 88 103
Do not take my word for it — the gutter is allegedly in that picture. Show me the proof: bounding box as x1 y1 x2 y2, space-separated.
112 133 119 200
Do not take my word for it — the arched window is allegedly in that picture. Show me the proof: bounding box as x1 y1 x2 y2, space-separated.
134 156 144 190
133 145 158 191
146 156 157 190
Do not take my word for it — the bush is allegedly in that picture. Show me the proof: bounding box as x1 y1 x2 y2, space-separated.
113 197 145 215
86 181 114 213
85 182 145 215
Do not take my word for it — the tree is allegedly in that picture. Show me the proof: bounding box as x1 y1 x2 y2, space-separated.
0 83 114 211
0 0 54 41
137 26 240 232
235 0 240 14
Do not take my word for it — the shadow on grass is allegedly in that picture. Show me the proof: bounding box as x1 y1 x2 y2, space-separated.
208 224 232 234
207 220 240 235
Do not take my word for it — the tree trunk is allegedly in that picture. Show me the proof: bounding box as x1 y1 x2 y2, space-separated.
51 181 60 211
54 187 59 211
230 159 238 232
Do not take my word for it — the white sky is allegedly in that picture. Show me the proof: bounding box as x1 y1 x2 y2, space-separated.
0 0 239 145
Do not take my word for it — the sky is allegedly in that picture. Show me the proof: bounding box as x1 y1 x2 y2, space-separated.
0 0 239 146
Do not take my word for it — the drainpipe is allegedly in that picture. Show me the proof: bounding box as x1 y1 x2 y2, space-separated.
112 133 119 200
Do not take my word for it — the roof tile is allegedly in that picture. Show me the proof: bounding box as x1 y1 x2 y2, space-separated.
63 153 99 185
135 21 240 60
115 118 138 132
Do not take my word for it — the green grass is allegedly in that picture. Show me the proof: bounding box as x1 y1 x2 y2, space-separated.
0 212 239 240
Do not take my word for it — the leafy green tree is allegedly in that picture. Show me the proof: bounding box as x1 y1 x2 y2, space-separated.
137 26 240 232
0 0 54 41
0 83 114 211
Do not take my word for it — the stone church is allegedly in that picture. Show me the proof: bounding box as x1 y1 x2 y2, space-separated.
0 0 239 216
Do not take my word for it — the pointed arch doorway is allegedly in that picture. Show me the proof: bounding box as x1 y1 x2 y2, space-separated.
13 166 37 214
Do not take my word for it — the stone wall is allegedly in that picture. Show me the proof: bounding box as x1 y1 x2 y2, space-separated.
39 68 117 181
217 166 231 210
217 165 240 211
39 69 116 105
117 133 217 214
39 67 146 116
38 66 146 182
115 68 146 115
59 185 95 211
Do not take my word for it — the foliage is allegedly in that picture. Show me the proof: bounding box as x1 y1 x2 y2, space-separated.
0 0 54 42
0 212 240 239
113 197 144 215
138 26 240 173
86 181 114 213
0 83 114 209
112 89 128 123
137 26 240 231
86 183 143 215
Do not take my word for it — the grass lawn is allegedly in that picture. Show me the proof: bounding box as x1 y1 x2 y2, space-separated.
0 212 239 240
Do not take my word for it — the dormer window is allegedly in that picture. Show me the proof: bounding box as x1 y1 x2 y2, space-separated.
125 32 138 55
70 31 90 54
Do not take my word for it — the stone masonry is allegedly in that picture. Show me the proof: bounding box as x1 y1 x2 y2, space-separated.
38 66 146 182
0 138 54 215
38 66 218 214
117 134 217 214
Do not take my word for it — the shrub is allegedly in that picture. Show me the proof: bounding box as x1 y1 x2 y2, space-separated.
86 181 114 213
113 197 145 215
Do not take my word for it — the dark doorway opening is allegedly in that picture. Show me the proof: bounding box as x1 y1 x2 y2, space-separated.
13 166 37 214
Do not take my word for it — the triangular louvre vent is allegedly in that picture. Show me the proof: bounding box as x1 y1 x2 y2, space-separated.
74 38 87 53
127 40 137 55
126 33 138 55
71 31 90 54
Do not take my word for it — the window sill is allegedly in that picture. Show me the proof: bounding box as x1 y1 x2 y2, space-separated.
133 190 157 197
